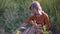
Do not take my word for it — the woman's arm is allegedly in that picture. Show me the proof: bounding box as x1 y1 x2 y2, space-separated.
12 16 33 34
44 14 50 31
15 16 32 31
16 23 28 31
12 23 27 34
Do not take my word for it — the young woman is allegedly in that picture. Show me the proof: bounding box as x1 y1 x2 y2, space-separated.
13 1 50 34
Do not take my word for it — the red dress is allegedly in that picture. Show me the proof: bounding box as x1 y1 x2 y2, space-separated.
25 12 50 31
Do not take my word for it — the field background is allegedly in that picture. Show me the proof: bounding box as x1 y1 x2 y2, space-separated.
0 0 60 34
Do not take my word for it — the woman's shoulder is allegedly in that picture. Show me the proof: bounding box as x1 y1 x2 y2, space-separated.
42 11 49 17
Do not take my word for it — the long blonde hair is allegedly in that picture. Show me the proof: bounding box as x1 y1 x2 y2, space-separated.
29 1 43 15
29 1 42 11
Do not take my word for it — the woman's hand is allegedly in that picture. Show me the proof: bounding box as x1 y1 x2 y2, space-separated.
20 27 26 30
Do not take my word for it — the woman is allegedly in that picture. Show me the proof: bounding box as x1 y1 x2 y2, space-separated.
13 1 50 34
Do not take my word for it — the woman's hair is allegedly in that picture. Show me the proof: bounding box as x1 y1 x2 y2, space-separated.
29 1 42 11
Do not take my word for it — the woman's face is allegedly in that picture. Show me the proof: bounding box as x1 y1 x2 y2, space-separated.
30 8 39 15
